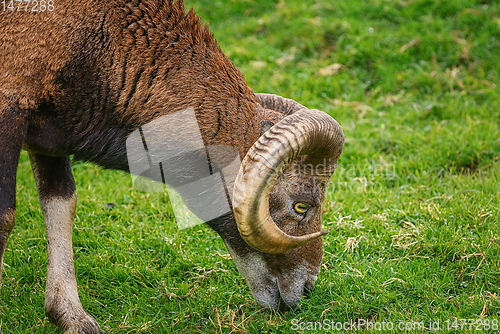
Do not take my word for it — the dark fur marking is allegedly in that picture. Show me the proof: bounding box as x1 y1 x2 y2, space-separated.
123 67 145 114
29 154 75 199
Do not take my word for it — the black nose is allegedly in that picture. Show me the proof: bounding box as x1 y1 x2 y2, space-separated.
304 282 315 298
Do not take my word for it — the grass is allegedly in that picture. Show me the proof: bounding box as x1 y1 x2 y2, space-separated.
1 0 499 332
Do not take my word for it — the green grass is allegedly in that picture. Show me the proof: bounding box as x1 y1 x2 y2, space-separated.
1 0 500 332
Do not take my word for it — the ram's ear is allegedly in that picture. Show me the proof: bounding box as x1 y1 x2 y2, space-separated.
260 120 275 136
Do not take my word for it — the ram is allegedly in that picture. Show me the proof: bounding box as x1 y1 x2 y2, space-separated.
0 0 344 333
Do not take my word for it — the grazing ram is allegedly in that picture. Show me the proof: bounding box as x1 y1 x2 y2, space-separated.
0 0 344 333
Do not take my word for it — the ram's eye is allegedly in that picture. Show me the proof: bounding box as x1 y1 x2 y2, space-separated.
294 202 310 214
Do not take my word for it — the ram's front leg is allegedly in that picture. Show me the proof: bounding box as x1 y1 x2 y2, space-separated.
29 153 101 334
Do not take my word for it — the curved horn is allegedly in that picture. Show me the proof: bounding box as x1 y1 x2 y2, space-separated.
233 94 344 254
255 93 306 116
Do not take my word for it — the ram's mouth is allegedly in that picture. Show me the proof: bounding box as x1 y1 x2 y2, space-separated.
260 283 294 312
258 275 316 312
276 295 291 313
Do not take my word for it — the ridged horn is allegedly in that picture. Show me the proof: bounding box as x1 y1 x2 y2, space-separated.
232 94 344 254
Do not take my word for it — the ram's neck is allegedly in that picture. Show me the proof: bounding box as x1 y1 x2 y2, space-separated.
107 1 262 159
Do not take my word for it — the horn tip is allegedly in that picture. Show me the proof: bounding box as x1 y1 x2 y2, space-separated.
320 230 329 236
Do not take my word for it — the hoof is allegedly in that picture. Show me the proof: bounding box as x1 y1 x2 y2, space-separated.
47 306 102 334
61 313 102 334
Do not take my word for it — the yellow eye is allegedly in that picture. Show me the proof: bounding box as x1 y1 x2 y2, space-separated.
294 203 309 214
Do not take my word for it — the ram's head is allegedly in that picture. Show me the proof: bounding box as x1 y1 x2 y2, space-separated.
127 92 343 311
212 93 344 311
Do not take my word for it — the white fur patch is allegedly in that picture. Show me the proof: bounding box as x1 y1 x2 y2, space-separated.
40 194 101 332
225 242 318 309
224 242 281 309
42 194 80 305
